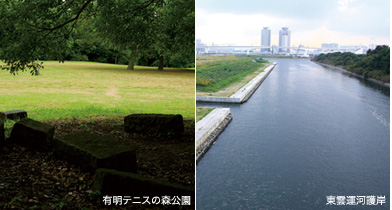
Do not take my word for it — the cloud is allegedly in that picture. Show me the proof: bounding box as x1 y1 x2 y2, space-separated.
197 9 297 45
196 0 336 19
338 0 355 11
196 0 390 47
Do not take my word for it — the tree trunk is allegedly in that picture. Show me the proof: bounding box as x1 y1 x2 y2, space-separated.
36 59 40 75
158 55 164 70
127 45 137 70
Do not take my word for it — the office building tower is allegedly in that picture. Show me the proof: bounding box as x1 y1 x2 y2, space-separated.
279 27 291 53
261 27 271 52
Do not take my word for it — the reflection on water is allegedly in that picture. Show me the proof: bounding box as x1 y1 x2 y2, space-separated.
197 59 389 210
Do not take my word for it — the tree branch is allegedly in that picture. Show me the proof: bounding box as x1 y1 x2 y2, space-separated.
130 0 157 18
37 0 93 32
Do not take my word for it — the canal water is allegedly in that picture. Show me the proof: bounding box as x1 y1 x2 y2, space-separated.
196 59 389 209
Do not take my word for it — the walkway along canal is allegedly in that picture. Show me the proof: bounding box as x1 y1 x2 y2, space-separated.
196 59 389 209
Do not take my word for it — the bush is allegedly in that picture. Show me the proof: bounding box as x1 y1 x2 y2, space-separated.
196 78 215 87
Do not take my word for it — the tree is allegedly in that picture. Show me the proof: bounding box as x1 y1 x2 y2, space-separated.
152 0 195 70
94 0 159 70
312 45 390 83
95 0 195 70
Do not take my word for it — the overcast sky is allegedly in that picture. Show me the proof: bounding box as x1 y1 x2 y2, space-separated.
196 0 390 47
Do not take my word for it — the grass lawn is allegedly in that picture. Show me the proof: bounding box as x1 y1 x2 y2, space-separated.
0 61 195 121
196 107 214 122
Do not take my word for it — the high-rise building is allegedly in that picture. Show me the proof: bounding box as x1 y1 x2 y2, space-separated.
279 27 291 53
261 27 271 52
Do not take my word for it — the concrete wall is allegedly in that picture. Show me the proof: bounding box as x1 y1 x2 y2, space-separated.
196 108 232 163
232 62 276 102
196 96 240 103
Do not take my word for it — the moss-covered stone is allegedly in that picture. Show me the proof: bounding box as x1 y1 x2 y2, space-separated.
53 132 137 173
93 168 194 196
124 114 184 137
4 110 27 121
10 118 55 150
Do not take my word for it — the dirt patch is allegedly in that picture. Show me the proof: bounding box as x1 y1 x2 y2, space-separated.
105 87 119 97
0 117 194 209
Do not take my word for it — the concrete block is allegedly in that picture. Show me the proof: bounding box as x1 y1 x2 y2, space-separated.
10 118 55 150
4 110 27 120
53 132 137 173
93 168 194 196
124 114 184 137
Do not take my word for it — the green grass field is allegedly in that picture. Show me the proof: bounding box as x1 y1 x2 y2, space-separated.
0 61 195 121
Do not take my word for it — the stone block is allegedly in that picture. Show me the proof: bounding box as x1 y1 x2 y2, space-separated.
4 110 27 121
0 112 5 122
124 114 184 137
10 118 55 150
53 132 137 173
0 121 4 143
93 168 194 196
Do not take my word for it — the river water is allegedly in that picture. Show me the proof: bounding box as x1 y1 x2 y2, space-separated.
196 59 389 209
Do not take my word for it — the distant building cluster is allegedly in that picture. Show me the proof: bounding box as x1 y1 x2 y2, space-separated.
196 39 207 54
196 27 378 57
321 43 339 49
317 43 371 55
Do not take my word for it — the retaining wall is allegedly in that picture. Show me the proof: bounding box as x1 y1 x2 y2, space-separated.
196 108 232 163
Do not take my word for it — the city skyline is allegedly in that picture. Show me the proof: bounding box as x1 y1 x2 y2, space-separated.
196 0 390 47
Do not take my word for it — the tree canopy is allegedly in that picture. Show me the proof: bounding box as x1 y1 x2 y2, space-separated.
312 45 390 83
0 0 95 74
0 0 194 74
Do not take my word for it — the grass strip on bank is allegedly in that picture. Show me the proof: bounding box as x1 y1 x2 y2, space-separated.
196 55 270 97
196 107 215 122
196 55 268 93
0 61 195 121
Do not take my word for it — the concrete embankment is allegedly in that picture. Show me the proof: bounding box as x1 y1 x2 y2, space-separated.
314 61 390 88
196 108 232 163
196 62 277 103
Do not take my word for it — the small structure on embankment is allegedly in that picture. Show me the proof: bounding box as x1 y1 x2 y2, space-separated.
196 62 277 103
